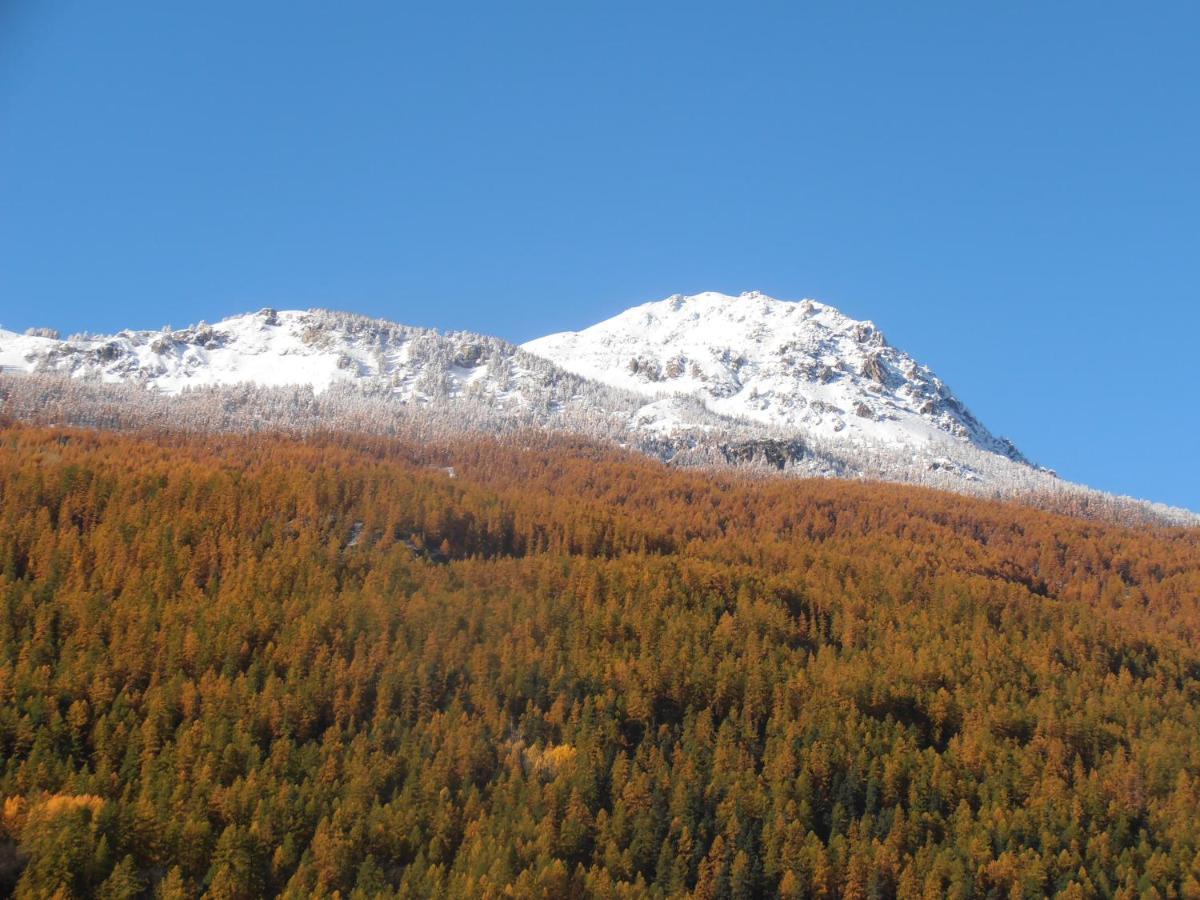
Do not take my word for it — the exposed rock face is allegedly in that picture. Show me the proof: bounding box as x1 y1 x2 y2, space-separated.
720 439 807 470
852 322 887 347
861 354 888 385
97 342 124 362
454 344 484 368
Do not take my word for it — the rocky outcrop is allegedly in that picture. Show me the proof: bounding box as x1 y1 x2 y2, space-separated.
719 438 806 470
861 353 889 385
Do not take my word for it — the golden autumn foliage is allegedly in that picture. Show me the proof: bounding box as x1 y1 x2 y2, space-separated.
0 423 1197 897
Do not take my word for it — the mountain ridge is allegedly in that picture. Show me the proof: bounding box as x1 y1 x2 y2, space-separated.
1 295 1193 524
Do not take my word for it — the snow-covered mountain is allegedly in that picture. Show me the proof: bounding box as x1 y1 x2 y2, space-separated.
1 297 1194 524
524 291 1026 464
2 298 1018 469
5 309 526 397
0 307 742 444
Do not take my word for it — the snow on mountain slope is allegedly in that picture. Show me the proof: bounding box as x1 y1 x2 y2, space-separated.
523 291 1026 464
6 310 436 393
5 298 1194 523
2 309 534 403
0 329 60 374
0 308 747 439
0 298 1038 477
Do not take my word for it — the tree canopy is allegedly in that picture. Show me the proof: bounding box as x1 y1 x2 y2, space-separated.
0 424 1198 898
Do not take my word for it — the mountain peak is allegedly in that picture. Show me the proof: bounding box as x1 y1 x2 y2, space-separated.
523 291 1021 463
638 291 880 340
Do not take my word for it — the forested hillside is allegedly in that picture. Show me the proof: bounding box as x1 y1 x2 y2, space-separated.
0 424 1198 898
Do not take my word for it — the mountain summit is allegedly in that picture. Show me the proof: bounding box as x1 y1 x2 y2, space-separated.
524 291 1025 463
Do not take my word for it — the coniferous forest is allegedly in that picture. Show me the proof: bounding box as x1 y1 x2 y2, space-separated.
1 423 1199 898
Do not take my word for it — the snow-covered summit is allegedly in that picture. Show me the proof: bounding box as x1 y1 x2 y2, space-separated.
523 291 1026 463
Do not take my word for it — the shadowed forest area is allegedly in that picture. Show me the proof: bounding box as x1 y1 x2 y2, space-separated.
0 424 1198 898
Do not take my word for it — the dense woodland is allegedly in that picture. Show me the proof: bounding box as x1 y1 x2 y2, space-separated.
0 423 1198 898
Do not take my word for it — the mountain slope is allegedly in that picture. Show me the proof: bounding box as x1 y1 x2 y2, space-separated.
524 291 1025 463
1 299 1194 524
0 307 754 450
6 308 534 398
1 423 1199 896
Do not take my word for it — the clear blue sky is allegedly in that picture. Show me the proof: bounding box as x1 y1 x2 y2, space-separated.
1 2 1197 510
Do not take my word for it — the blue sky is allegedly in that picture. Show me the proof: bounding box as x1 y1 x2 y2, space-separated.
1 2 1197 510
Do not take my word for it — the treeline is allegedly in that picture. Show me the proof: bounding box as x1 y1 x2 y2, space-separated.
0 424 1198 897
6 371 1194 530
